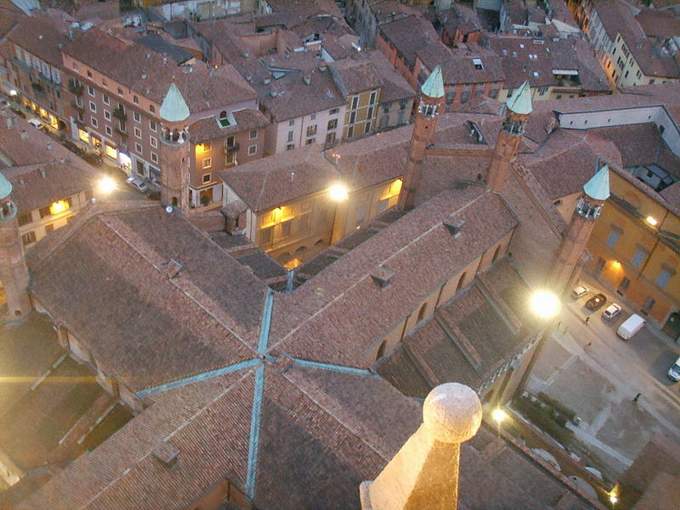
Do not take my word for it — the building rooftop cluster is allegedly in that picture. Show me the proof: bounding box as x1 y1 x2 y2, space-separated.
0 0 680 508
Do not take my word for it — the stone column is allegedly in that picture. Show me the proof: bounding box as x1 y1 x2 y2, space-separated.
360 383 482 510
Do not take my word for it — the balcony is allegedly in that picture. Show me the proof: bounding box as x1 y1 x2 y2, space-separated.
112 105 127 122
68 79 84 96
224 142 240 154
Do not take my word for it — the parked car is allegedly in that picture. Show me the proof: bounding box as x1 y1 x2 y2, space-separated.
126 176 148 193
27 117 42 128
585 293 607 311
602 303 622 321
571 285 588 299
668 357 680 382
617 314 646 341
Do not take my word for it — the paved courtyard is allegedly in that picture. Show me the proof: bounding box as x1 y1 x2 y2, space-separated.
526 281 680 478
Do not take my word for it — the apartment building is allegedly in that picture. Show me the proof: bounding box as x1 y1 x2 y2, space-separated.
61 27 264 208
572 0 680 87
6 15 71 133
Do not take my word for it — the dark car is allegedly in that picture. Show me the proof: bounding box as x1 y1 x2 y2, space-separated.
586 293 607 311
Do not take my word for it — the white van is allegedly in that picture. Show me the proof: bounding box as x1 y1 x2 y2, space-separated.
617 314 645 340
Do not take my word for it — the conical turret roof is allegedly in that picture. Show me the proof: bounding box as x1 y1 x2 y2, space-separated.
160 83 190 123
583 164 610 201
0 172 12 200
506 81 532 115
421 65 445 99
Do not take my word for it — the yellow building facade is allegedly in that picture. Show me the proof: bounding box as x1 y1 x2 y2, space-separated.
586 171 679 334
342 88 381 141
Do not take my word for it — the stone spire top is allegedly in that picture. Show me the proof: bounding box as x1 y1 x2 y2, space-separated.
160 83 190 123
360 383 482 510
583 164 610 201
506 81 532 115
420 65 445 99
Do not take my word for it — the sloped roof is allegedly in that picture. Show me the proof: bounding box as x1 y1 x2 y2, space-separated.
507 81 532 115
583 164 610 201
160 83 190 123
421 65 445 99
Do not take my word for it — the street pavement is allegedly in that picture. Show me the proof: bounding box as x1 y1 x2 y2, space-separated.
526 278 680 478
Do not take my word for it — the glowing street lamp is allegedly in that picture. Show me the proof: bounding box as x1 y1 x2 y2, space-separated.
97 175 117 195
529 289 561 320
492 408 508 438
608 483 620 507
328 182 349 202
645 215 658 227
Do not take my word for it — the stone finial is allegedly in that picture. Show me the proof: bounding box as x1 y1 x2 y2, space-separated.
360 383 482 510
423 383 482 443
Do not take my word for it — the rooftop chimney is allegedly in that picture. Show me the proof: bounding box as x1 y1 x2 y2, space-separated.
360 383 482 510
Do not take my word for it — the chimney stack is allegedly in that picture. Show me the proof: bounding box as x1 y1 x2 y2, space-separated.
360 383 482 510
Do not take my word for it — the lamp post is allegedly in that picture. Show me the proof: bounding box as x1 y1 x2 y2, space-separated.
96 175 117 197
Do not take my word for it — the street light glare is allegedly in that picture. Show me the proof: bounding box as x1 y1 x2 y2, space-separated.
328 182 349 202
529 289 561 319
492 408 508 424
97 176 117 195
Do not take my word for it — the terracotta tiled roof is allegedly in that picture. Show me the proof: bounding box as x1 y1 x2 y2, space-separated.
219 145 338 212
6 13 71 67
27 205 269 392
379 15 441 67
366 50 414 103
329 58 383 96
189 109 269 143
63 28 256 112
636 8 680 41
417 42 505 86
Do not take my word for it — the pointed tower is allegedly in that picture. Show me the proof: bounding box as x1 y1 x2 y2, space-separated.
487 81 532 192
549 165 610 294
0 173 31 318
398 66 445 210
159 83 191 211
360 383 482 510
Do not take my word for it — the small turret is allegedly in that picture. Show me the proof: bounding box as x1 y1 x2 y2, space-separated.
0 173 31 318
549 165 610 293
398 66 445 210
159 83 191 211
487 81 532 192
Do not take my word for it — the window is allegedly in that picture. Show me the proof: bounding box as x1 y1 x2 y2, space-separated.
325 132 336 145
17 212 32 226
87 85 95 96
306 124 317 137
149 120 157 132
327 118 338 130
349 111 356 124
202 173 211 183
117 87 124 95
249 129 257 139
133 111 141 123
149 104 155 113
133 95 139 104
310 113 316 120
288 119 295 127
286 143 295 151
89 101 96 113
45 223 54 233
351 96 359 110
103 94 110 105
202 157 212 169
305 138 315 145
21 231 36 246
104 109 111 121
367 106 374 119
369 91 377 105
135 142 143 154
91 117 98 128
87 70 92 78
281 220 292 238
347 126 354 139
134 127 142 139
472 58 484 70
329 108 339 115
150 152 158 163
618 276 630 292
226 135 236 148
150 136 157 148
248 144 257 155
631 247 648 268
287 131 294 142
607 227 622 248
365 121 371 134
656 268 673 289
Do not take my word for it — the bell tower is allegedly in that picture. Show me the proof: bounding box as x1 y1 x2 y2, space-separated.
0 173 31 318
159 83 191 212
398 65 445 210
487 81 532 192
549 165 610 294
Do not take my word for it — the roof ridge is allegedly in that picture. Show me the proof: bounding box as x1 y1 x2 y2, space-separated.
78 368 257 510
270 191 490 352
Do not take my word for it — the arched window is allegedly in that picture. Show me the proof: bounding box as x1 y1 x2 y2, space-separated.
417 303 428 323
